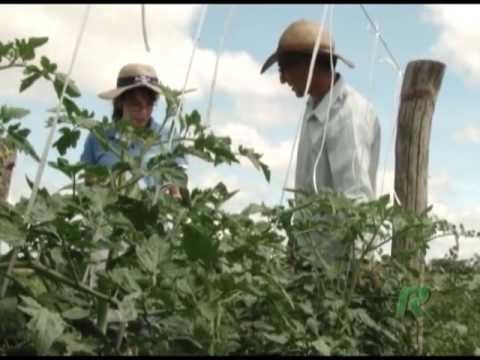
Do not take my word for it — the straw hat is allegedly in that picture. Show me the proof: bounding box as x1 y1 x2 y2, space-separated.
98 63 164 100
260 19 354 74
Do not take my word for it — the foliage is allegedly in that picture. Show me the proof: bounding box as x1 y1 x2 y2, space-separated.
0 36 479 356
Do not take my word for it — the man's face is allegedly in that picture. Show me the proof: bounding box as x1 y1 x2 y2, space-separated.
122 92 154 129
279 63 309 98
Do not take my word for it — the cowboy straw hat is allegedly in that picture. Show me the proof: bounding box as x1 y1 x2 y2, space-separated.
260 19 354 74
98 63 195 100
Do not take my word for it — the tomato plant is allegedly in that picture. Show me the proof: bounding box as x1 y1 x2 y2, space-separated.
0 36 479 356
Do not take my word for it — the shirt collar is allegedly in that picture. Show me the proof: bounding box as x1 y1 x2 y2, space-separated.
306 73 344 122
107 117 155 140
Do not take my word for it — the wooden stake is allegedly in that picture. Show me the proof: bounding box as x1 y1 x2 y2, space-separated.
392 59 446 355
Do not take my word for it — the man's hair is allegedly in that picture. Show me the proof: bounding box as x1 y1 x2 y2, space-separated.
112 87 158 122
278 51 337 73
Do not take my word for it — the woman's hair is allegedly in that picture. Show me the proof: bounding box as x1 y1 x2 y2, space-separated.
112 86 159 122
278 51 338 74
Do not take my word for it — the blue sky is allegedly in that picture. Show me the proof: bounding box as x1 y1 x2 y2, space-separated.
1 4 479 260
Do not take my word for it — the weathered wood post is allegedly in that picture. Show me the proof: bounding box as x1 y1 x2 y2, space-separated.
0 140 16 202
392 59 446 260
392 59 446 354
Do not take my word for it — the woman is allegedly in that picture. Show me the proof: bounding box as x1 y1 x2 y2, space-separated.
81 63 187 197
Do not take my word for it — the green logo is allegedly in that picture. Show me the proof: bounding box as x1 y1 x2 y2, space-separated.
396 286 431 319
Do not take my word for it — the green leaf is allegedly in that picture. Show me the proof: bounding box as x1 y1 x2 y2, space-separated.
198 302 216 322
49 157 84 178
117 292 140 322
181 223 219 267
264 333 288 345
62 307 90 320
351 308 379 331
62 96 81 117
108 267 142 293
0 217 25 246
0 106 30 122
28 36 48 49
29 196 57 224
0 296 18 318
40 55 57 75
312 337 331 355
54 72 81 98
18 296 65 355
7 123 40 161
58 332 96 355
239 145 271 182
16 38 35 61
53 127 80 156
298 300 313 315
136 234 169 274
115 196 158 232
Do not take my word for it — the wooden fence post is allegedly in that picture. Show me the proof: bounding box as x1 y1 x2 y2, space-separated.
392 59 446 354
0 140 16 203
392 59 446 258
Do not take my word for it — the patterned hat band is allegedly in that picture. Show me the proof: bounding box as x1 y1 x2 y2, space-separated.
116 75 159 87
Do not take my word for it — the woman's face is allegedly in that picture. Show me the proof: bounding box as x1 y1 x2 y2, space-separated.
122 90 155 129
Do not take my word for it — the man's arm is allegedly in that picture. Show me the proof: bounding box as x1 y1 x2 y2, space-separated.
80 133 98 186
370 119 381 196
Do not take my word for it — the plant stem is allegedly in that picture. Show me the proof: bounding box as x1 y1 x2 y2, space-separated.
0 259 115 305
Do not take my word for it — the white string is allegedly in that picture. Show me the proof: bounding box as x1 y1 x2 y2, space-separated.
312 5 336 195
168 4 208 150
141 4 151 52
204 5 235 128
1 4 92 298
351 19 381 192
381 68 404 206
359 4 404 205
368 23 380 90
279 4 330 205
26 5 92 221
154 5 207 205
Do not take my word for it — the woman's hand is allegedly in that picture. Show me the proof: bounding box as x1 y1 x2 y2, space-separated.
167 184 182 200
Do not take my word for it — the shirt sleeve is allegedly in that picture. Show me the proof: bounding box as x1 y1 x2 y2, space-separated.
175 154 188 169
370 118 381 196
80 132 96 165
325 106 376 203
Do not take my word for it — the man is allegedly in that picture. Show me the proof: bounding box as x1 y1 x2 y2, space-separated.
261 20 381 264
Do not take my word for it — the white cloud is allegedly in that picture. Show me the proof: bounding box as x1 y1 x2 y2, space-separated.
424 5 480 86
452 124 480 144
188 164 271 213
0 4 284 105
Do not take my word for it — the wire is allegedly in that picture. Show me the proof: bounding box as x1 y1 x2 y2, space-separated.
141 4 151 52
359 4 401 73
26 4 91 221
168 4 208 150
204 5 236 128
154 5 208 205
381 70 404 205
279 4 330 206
360 4 404 205
1 4 92 298
312 5 336 195
351 18 381 194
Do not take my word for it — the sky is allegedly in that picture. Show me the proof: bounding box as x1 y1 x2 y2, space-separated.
1 4 479 261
